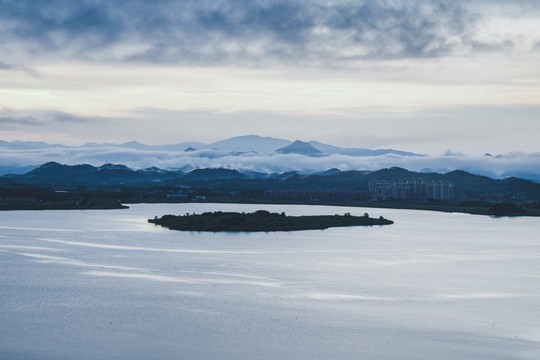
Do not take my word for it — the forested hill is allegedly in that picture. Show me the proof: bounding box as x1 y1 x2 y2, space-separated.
1 162 540 202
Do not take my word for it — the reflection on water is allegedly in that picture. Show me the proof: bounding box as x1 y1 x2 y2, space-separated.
1 203 540 360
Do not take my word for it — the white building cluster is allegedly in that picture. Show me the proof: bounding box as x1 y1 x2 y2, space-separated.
369 178 454 201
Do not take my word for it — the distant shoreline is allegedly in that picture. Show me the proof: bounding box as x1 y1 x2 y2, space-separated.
2 198 539 217
0 199 127 211
131 198 540 217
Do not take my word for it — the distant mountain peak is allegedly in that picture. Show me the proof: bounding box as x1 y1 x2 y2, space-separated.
98 163 131 171
143 166 170 174
275 140 322 155
317 168 343 176
209 135 290 152
40 161 63 168
121 141 144 146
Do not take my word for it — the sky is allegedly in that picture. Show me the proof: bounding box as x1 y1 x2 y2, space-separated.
1 0 540 155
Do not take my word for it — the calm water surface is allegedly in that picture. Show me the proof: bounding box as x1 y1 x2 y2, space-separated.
1 203 540 359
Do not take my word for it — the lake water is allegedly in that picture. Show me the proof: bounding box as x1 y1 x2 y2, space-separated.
1 203 539 359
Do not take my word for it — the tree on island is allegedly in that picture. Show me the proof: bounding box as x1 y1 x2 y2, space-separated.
487 203 527 216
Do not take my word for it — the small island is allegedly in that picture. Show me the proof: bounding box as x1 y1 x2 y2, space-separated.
148 210 393 232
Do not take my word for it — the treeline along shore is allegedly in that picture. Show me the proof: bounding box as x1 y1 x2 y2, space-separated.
1 162 540 216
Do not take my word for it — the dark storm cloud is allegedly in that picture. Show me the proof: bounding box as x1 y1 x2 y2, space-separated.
0 60 38 76
0 114 41 126
318 1 473 58
0 0 486 65
0 0 123 52
0 109 101 127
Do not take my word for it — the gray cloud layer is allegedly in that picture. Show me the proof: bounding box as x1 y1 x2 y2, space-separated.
0 60 38 76
1 0 522 66
0 109 103 128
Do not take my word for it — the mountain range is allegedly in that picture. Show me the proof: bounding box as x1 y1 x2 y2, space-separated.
1 135 540 183
0 135 422 157
0 135 422 175
2 162 539 204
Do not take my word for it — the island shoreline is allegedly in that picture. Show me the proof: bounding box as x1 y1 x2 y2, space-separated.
148 210 394 232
